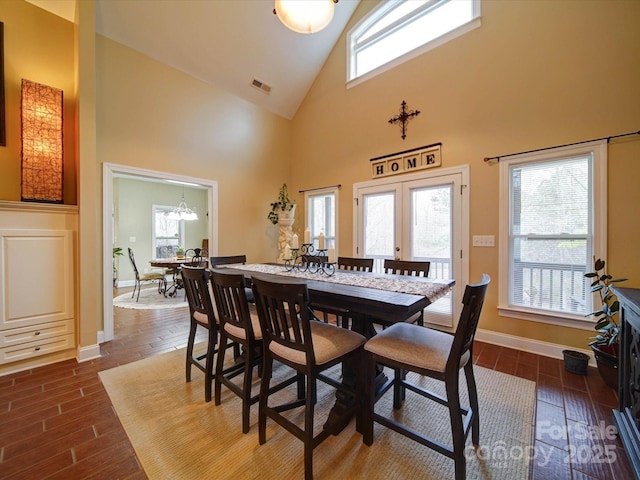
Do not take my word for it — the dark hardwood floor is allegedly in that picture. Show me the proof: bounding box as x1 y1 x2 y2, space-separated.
0 288 633 479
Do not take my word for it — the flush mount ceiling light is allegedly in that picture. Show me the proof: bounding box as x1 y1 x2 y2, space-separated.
274 0 338 34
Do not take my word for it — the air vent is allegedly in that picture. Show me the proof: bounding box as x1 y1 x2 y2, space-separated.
251 78 271 94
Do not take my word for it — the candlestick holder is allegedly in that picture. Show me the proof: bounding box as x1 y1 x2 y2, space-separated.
284 243 336 276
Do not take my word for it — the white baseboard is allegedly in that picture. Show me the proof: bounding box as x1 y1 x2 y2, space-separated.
77 343 101 362
475 328 597 367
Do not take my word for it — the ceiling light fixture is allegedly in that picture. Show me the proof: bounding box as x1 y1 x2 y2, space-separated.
168 188 198 221
274 0 338 35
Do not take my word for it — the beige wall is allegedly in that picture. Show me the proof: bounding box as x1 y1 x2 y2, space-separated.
96 36 293 264
3 0 639 357
0 1 77 204
291 0 640 350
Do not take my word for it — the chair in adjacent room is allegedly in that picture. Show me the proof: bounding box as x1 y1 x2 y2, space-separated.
210 269 264 433
337 256 374 272
181 266 230 402
251 275 366 480
185 247 208 267
362 274 490 480
127 248 167 302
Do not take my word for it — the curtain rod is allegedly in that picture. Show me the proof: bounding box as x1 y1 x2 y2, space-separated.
298 184 341 193
484 130 640 164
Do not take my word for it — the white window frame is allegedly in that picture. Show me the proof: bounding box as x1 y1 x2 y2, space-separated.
347 0 481 88
498 140 607 330
304 187 339 250
151 204 185 258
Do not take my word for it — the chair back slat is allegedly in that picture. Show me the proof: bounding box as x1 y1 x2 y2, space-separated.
211 270 253 336
447 274 490 371
383 259 431 277
252 275 314 364
337 257 374 272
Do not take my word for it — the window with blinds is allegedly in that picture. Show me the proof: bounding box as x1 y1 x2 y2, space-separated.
499 141 607 324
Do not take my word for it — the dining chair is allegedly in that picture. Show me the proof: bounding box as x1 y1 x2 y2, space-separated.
182 266 233 403
210 254 254 302
374 259 432 327
185 248 208 267
210 254 248 267
312 257 374 328
337 256 374 272
127 248 167 302
362 274 490 480
383 258 431 277
251 274 366 480
210 269 264 433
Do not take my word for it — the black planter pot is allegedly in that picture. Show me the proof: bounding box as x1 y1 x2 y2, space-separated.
562 350 589 375
591 344 619 390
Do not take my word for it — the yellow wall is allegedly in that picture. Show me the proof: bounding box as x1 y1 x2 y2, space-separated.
96 36 293 263
3 0 639 356
0 1 77 204
291 0 640 350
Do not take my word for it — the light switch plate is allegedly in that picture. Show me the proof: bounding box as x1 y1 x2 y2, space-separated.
129 236 136 243
473 235 495 247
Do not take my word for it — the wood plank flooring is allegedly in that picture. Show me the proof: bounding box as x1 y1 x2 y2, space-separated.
0 290 633 479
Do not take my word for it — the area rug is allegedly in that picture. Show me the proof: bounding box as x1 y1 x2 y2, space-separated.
113 287 188 310
99 348 535 480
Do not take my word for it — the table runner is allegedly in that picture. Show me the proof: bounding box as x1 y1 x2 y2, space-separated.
230 263 452 303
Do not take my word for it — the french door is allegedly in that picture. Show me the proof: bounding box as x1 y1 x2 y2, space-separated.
354 167 468 328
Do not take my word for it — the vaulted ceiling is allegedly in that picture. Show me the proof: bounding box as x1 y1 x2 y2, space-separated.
26 0 361 119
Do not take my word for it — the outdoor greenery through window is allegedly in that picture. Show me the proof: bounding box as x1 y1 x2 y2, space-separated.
305 188 337 250
347 0 480 84
499 141 607 322
152 205 184 258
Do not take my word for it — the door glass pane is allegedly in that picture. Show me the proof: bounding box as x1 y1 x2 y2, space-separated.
411 185 452 279
363 192 395 267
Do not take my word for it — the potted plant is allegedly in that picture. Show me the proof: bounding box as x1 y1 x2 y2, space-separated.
267 183 296 225
585 257 627 389
176 246 185 259
113 247 124 287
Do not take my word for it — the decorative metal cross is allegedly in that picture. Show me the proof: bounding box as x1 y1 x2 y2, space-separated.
388 100 420 140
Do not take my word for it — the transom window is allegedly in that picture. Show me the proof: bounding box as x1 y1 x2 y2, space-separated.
347 0 481 85
498 141 607 327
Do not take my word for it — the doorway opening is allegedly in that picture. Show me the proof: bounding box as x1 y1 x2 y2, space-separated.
102 162 218 342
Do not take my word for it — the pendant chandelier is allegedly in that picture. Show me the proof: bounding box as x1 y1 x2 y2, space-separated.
274 0 338 34
168 189 198 221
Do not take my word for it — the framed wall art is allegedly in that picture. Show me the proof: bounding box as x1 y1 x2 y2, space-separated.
0 22 5 147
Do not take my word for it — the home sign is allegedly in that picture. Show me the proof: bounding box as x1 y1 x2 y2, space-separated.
370 143 442 179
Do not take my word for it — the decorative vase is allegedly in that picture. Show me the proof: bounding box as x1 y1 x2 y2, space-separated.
590 344 619 390
562 350 589 375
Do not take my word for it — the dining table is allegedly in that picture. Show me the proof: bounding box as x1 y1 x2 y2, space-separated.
149 257 203 297
213 262 455 434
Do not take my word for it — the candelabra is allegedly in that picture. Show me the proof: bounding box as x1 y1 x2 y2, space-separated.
284 243 336 276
